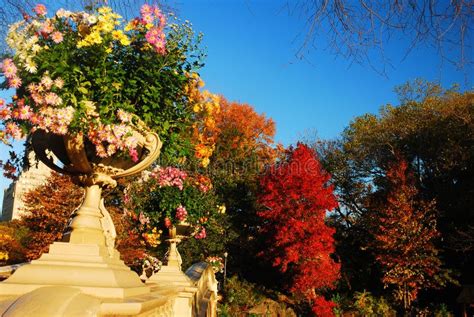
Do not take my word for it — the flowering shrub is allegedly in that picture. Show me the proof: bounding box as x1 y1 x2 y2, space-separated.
0 3 203 175
125 166 220 239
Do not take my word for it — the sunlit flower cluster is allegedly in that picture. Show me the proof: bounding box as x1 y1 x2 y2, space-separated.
192 174 213 193
194 226 207 239
142 227 162 248
150 166 188 190
124 4 167 54
77 7 127 48
1 59 22 88
0 3 172 160
185 73 221 167
205 256 224 273
87 122 140 161
175 205 188 222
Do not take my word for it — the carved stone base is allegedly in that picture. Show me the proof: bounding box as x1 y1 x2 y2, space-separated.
147 265 193 287
0 242 149 299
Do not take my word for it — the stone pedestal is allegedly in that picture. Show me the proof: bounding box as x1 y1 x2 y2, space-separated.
0 242 150 299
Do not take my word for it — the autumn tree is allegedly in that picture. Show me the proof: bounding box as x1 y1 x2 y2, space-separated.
210 96 279 182
19 172 84 260
214 98 283 278
315 82 474 298
15 172 146 265
370 158 454 311
258 143 340 316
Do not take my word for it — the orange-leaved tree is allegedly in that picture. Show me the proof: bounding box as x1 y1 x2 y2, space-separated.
17 172 146 265
19 172 84 260
214 97 278 171
371 158 455 310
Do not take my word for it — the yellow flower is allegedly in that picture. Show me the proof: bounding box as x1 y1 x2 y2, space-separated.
119 36 131 46
201 157 210 168
193 104 202 113
112 30 130 45
217 205 226 214
98 21 114 33
0 251 9 261
98 7 112 14
124 22 135 31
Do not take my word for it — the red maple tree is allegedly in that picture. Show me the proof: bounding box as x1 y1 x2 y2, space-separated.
257 143 340 316
371 158 452 310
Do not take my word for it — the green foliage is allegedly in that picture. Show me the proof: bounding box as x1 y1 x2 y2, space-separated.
219 276 264 316
353 291 395 316
179 213 237 269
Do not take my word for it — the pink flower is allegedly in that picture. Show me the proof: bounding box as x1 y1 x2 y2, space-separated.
18 105 32 120
44 92 62 105
129 147 139 162
194 227 207 239
41 75 53 89
175 205 188 221
29 113 41 125
5 122 23 139
151 166 188 190
153 7 166 28
142 14 154 24
8 76 22 88
0 107 11 120
140 4 153 17
51 31 63 43
1 59 18 78
33 4 47 16
145 27 167 55
117 109 132 123
41 21 54 34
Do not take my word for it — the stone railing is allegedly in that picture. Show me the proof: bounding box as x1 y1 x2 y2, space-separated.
185 262 218 317
0 260 218 316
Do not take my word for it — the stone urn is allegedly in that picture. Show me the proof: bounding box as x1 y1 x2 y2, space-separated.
31 130 162 247
146 223 193 286
0 129 162 299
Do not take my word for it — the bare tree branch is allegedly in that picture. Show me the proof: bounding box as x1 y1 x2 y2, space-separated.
288 0 473 74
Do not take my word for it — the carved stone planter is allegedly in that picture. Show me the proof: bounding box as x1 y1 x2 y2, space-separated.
0 130 162 299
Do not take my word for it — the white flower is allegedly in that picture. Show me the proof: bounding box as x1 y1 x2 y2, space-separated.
56 9 72 18
86 15 98 25
32 44 42 54
25 59 37 73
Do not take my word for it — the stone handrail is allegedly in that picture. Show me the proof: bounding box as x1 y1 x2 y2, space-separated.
185 262 218 317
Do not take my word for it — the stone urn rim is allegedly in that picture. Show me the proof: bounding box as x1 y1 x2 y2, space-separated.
31 129 162 186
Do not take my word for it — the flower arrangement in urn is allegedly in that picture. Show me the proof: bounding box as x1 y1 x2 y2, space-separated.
124 166 220 240
0 3 203 176
206 256 224 273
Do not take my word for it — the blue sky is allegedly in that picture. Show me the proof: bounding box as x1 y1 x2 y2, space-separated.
0 1 472 205
176 1 471 143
